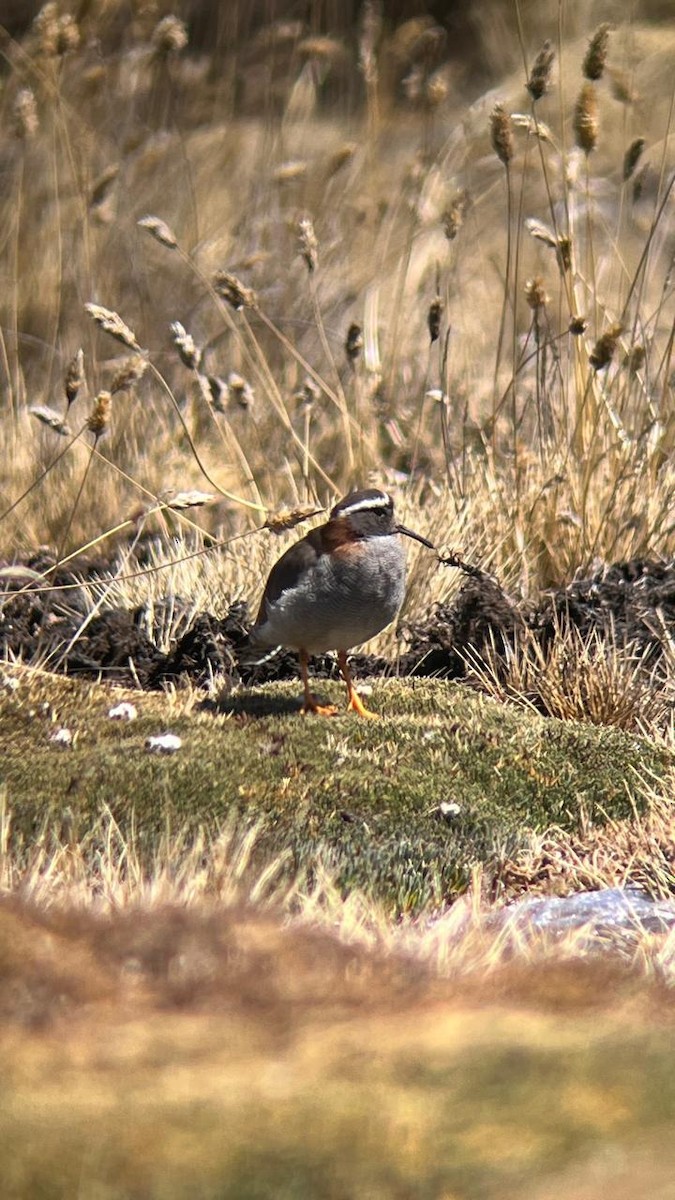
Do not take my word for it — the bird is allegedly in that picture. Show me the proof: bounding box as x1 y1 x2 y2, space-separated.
250 487 434 717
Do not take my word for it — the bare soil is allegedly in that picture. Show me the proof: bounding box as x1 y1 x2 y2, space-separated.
1 551 673 691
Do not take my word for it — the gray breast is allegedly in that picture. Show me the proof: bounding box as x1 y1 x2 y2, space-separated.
260 535 406 654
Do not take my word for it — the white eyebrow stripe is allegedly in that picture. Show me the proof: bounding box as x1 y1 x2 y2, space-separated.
338 493 391 514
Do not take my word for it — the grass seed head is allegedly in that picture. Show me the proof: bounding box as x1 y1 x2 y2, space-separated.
526 221 571 273
624 344 646 375
87 391 112 437
424 69 449 110
345 322 364 363
85 303 142 352
569 315 588 335
33 4 80 57
56 13 80 55
428 296 444 343
511 113 554 143
29 405 71 436
526 40 555 102
206 376 228 413
295 377 321 408
632 163 651 203
227 372 254 410
151 15 188 58
214 272 258 311
272 160 308 183
170 321 202 371
297 36 345 63
264 505 324 533
402 65 424 105
608 68 639 105
162 489 215 510
90 165 119 210
298 216 319 273
589 323 623 370
583 23 611 81
574 83 599 155
324 142 357 179
525 277 548 311
556 235 572 273
91 197 116 226
623 138 646 182
110 355 149 395
64 348 85 406
138 215 178 250
32 2 58 52
13 88 39 139
525 218 557 250
442 190 470 240
490 103 514 167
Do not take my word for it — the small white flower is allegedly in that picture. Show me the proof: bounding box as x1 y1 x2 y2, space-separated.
108 702 138 721
145 733 182 754
1 674 19 693
50 727 73 747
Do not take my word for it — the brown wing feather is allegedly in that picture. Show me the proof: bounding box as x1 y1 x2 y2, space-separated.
255 527 325 623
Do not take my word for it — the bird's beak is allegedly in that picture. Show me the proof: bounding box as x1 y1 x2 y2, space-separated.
396 523 435 550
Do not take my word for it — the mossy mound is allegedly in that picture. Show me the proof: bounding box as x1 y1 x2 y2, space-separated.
1 669 670 913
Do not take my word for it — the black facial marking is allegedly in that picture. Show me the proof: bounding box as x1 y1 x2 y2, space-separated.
330 488 392 520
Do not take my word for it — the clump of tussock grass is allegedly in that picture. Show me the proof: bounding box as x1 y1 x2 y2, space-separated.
464 618 673 736
501 774 675 903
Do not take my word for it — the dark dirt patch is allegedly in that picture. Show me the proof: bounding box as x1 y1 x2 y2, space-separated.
1 553 674 691
399 572 524 677
532 559 675 655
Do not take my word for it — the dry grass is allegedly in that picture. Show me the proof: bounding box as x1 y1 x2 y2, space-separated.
4 876 675 1199
0 5 672 842
1 657 675 1193
1 10 675 1193
0 2 672 618
501 788 675 904
2 753 675 978
0 0 673 884
464 616 675 736
2 777 675 1200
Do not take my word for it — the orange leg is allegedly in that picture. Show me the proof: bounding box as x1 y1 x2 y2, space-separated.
299 649 338 716
338 651 379 719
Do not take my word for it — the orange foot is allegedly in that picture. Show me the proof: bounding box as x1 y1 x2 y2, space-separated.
347 688 380 719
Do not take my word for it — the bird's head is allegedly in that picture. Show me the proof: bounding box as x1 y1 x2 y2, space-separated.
328 488 434 548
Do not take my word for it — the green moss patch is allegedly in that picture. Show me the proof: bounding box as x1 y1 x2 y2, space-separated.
1 671 670 913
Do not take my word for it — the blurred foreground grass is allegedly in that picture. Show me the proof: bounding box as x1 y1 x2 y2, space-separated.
2 898 675 1200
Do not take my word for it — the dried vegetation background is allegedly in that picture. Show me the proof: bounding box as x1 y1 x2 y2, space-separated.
1 3 675 1193
1 0 674 583
0 0 674 725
